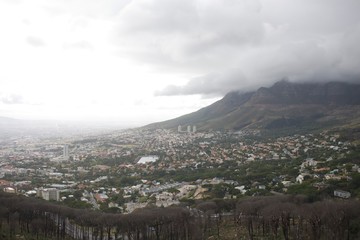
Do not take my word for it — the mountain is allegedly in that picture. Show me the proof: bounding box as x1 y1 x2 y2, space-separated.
145 81 360 132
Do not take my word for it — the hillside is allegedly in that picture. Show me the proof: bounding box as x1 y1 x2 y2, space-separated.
145 81 360 132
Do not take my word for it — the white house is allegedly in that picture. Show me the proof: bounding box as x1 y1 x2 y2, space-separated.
334 190 351 199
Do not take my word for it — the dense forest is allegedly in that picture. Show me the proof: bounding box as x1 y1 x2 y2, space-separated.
1 191 359 240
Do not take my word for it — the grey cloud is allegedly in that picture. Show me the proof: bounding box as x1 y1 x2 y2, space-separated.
26 36 46 47
22 19 31 25
116 0 264 68
114 0 360 96
1 94 24 104
63 41 93 50
156 34 360 96
155 69 248 97
43 0 131 18
2 0 22 5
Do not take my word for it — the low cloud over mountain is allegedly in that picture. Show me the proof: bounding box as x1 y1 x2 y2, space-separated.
116 0 360 96
146 81 360 131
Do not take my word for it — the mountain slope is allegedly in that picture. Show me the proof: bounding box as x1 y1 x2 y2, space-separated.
145 81 360 131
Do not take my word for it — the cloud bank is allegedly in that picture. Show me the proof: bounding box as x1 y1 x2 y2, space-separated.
115 0 360 96
26 36 46 47
0 94 24 105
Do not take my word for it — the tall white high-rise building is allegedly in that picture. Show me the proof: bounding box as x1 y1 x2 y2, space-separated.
178 125 182 132
37 188 60 201
193 125 197 133
187 125 191 133
63 145 69 159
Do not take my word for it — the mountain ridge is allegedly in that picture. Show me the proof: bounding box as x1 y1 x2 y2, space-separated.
145 80 360 132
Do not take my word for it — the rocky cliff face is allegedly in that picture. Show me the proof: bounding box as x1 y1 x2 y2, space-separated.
145 81 360 132
249 80 360 105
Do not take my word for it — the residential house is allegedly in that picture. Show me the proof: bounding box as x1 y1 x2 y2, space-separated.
334 190 351 199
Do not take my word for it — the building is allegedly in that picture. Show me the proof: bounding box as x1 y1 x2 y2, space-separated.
137 155 159 164
51 144 70 162
296 174 304 184
63 144 69 159
187 125 191 133
3 187 16 194
37 188 60 201
334 190 351 199
95 193 109 203
178 124 196 133
0 180 12 187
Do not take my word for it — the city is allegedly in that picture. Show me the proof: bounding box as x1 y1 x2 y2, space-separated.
1 127 358 214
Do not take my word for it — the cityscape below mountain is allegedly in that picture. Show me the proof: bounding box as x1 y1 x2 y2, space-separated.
1 0 360 238
1 80 360 239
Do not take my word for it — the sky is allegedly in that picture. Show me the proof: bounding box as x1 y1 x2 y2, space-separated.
0 0 360 127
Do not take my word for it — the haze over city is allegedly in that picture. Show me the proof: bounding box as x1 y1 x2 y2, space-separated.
1 0 360 127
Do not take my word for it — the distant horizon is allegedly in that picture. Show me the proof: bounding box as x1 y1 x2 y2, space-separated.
0 110 202 129
2 79 360 128
0 114 161 129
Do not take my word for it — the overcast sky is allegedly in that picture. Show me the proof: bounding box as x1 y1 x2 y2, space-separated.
1 0 359 126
